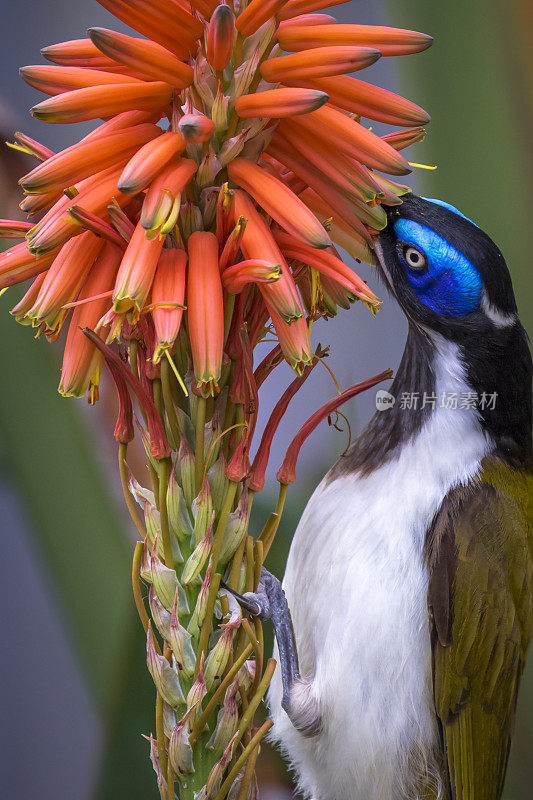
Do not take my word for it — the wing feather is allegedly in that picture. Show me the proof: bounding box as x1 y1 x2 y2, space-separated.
427 476 532 800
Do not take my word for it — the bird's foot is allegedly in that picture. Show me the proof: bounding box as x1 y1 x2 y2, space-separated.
224 568 321 737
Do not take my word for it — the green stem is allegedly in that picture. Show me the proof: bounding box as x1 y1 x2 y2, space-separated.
211 481 238 573
118 443 146 540
214 718 274 800
161 356 181 449
153 378 164 420
156 692 168 779
223 293 236 345
158 458 173 567
195 396 207 495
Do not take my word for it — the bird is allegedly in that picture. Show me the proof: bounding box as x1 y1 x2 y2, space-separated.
231 194 532 800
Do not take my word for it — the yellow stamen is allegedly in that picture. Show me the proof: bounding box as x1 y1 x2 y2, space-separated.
408 161 437 170
163 348 188 397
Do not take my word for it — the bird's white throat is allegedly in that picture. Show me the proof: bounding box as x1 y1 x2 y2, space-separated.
268 336 491 800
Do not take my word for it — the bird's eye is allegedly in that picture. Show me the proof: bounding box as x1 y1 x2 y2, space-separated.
402 245 427 271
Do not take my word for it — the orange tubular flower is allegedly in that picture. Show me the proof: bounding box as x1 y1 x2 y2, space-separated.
20 125 161 194
27 165 127 255
118 132 186 195
27 232 104 336
293 75 430 127
97 0 201 57
277 23 434 56
20 65 142 95
41 38 146 71
187 231 224 396
31 82 172 124
59 243 122 402
151 249 187 363
222 259 282 294
268 308 313 376
0 220 33 238
228 158 331 248
206 4 235 72
113 221 165 314
278 0 345 18
235 0 288 37
0 242 58 289
88 28 194 89
283 105 410 174
235 87 329 119
141 159 197 232
260 46 381 82
233 189 304 323
273 230 380 308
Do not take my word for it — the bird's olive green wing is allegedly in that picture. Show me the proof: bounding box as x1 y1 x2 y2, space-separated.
427 477 532 800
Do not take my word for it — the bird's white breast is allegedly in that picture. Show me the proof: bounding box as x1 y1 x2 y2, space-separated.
268 339 490 800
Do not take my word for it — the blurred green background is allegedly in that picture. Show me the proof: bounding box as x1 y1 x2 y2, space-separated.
0 1 531 799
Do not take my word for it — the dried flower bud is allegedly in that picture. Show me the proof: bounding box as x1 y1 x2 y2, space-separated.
167 466 193 542
151 545 180 610
207 679 239 752
192 479 214 545
169 715 195 775
182 514 214 585
148 584 171 640
207 451 229 513
218 490 248 565
204 627 237 690
169 588 196 678
188 563 211 638
186 656 207 724
146 623 186 709
178 437 196 510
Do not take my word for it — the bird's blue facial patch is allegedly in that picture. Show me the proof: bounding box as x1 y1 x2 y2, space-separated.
422 197 478 228
393 218 482 316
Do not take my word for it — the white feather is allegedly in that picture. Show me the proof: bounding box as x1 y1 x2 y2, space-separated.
268 337 491 800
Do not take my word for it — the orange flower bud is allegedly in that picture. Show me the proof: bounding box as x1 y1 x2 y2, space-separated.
20 64 142 96
42 37 137 70
152 249 187 363
236 0 287 37
261 46 380 82
235 87 328 119
228 158 331 249
296 75 430 127
178 114 216 144
206 4 235 72
277 23 433 56
21 124 161 194
113 220 166 314
118 131 186 195
31 82 172 125
89 27 194 89
187 231 224 396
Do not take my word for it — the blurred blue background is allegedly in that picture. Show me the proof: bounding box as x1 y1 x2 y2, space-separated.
0 1 531 798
